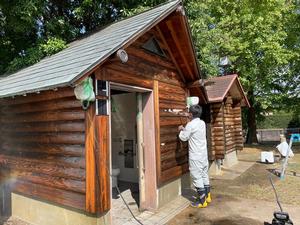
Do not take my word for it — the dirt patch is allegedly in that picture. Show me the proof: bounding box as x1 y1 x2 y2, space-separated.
169 194 300 225
176 213 262 225
209 217 262 225
212 145 300 205
169 144 300 225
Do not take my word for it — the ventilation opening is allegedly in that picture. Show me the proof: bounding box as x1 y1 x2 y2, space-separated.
142 37 166 58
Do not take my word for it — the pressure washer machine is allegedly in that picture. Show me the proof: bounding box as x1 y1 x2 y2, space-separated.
264 176 293 225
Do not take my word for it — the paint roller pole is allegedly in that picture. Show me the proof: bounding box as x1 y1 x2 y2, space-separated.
137 93 146 209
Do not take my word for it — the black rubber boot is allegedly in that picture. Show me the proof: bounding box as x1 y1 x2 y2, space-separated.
191 187 207 208
204 185 212 203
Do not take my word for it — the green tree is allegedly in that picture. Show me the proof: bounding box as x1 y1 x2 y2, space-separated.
0 0 166 75
186 0 300 143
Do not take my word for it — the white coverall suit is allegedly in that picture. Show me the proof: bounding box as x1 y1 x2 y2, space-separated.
179 118 209 189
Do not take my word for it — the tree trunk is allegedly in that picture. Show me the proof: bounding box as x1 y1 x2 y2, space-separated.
246 90 258 144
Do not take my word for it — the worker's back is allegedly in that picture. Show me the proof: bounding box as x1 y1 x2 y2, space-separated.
179 117 207 162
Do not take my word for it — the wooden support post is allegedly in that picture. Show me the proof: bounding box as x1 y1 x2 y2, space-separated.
95 115 110 213
154 81 162 184
85 104 110 214
85 104 97 213
137 93 146 209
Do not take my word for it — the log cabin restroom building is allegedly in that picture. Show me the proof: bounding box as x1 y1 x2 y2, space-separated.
0 1 208 225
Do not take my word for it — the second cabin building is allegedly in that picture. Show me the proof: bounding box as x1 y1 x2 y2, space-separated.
204 74 250 172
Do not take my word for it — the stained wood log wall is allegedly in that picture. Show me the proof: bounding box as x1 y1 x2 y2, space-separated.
96 27 189 185
85 105 110 214
0 24 197 213
210 103 225 159
233 103 243 150
0 87 86 210
209 96 244 159
224 96 236 153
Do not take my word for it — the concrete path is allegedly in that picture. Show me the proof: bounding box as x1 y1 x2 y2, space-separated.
211 160 255 180
123 196 190 225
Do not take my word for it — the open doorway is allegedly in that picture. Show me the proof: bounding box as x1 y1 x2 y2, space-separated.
109 83 156 223
111 89 139 202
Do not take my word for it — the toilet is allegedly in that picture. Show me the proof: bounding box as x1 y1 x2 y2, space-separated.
111 167 120 188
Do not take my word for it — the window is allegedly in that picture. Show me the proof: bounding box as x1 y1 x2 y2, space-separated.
142 37 166 58
95 80 109 115
96 80 108 96
124 139 134 168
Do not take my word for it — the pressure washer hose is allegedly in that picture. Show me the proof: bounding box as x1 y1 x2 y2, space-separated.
269 175 283 212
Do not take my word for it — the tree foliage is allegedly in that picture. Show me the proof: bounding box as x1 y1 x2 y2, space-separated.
5 37 67 73
0 0 165 74
186 0 299 101
0 0 299 142
186 0 300 142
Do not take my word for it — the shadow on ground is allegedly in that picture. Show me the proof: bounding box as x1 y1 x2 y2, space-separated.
187 213 262 225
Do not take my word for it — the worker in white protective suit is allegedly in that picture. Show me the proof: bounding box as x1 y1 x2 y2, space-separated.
178 105 211 208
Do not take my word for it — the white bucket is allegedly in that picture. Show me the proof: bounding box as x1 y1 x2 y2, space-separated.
261 151 274 163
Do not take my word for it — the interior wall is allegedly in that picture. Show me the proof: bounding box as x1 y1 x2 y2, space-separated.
111 93 138 183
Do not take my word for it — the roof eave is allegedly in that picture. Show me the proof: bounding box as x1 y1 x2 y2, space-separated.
235 75 251 107
181 3 202 81
0 82 72 99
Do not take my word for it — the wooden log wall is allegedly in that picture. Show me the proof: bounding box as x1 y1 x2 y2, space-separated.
210 103 225 159
0 87 86 210
96 27 189 185
158 80 189 184
85 102 110 214
209 96 244 160
233 103 243 150
224 96 236 154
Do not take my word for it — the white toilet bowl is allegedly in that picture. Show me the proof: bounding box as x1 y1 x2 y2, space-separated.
111 167 120 188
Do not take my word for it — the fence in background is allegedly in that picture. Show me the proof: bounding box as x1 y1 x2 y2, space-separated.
257 128 300 143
